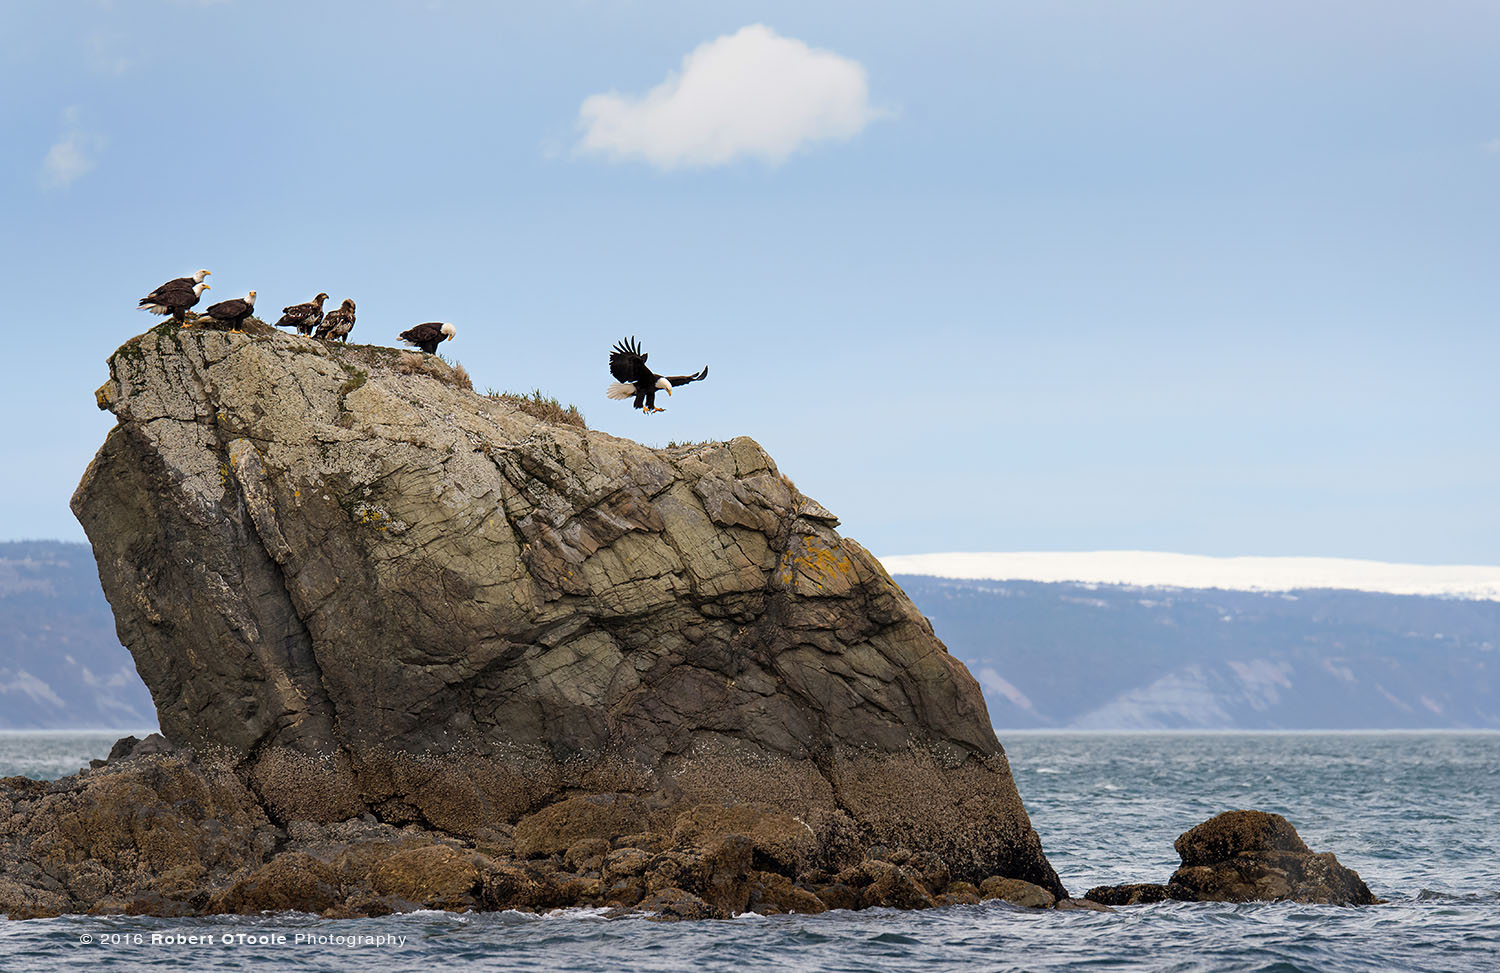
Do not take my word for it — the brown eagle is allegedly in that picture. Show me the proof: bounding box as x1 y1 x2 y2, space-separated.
276 293 330 335
316 299 356 342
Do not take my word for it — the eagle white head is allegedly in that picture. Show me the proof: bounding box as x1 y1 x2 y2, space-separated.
441 322 457 341
193 269 211 282
245 290 257 305
655 376 673 395
194 282 210 296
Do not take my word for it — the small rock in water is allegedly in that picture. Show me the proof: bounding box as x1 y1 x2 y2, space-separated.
1085 810 1379 906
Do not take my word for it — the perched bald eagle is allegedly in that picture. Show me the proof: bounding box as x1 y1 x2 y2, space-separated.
316 299 355 342
606 336 708 414
139 270 211 323
201 291 257 330
399 321 456 354
276 293 329 334
140 282 210 323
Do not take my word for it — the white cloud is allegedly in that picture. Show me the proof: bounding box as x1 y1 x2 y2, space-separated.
576 24 881 169
41 107 105 190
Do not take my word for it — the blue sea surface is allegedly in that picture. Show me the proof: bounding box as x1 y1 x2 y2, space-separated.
3 732 1496 972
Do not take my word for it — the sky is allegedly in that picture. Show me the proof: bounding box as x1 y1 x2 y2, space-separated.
2 1 1498 563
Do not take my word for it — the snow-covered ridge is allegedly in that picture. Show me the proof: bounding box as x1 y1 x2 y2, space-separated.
877 551 1500 601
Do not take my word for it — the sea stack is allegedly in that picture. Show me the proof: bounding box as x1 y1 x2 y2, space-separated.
3 323 1064 919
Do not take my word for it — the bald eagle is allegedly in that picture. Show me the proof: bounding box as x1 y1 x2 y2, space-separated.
139 270 211 323
140 282 210 323
606 336 708 414
399 322 456 354
276 293 329 335
316 299 355 342
201 291 257 330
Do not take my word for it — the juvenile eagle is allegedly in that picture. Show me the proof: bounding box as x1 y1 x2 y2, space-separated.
139 270 211 323
606 336 708 414
201 291 257 330
316 299 355 342
276 293 329 334
399 322 456 354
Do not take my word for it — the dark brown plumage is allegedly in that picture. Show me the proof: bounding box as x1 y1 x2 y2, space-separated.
139 270 211 323
605 336 708 414
316 299 356 342
200 291 257 330
276 293 329 335
399 321 456 354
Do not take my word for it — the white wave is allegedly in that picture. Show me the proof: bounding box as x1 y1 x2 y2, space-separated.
877 551 1500 601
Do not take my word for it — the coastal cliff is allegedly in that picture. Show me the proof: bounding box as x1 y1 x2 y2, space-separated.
1 323 1063 918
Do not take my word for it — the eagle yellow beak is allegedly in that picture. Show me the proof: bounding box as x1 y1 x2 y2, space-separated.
666 388 672 395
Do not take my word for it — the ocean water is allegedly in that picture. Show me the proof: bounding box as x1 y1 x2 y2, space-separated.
2 731 1496 972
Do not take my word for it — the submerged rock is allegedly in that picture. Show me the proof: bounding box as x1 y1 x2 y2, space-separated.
979 876 1057 909
2 324 1063 919
1082 882 1171 906
1086 810 1378 907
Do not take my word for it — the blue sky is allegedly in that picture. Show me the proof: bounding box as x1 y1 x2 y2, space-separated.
3 1 1497 562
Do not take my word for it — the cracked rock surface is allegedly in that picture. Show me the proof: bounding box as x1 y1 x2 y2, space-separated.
3 323 1063 918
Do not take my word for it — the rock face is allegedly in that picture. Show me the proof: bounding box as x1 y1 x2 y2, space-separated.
3 323 1064 918
1086 810 1377 906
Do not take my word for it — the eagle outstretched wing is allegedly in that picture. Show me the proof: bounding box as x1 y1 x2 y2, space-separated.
609 337 652 383
663 365 708 387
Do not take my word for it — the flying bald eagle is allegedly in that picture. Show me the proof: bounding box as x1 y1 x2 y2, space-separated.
276 293 329 334
201 291 257 330
399 322 456 354
606 336 708 414
139 270 211 323
316 299 355 342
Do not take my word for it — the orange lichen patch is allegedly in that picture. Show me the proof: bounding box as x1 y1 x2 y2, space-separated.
350 502 402 533
779 535 856 597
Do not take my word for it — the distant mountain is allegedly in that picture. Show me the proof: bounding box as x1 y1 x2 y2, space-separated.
893 574 1500 729
0 541 155 729
880 551 1500 600
6 541 1497 731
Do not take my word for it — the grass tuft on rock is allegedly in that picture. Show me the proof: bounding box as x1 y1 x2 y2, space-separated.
395 352 472 391
487 389 587 429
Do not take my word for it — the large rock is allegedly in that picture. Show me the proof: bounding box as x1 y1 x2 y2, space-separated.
6 323 1065 917
1086 810 1378 906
